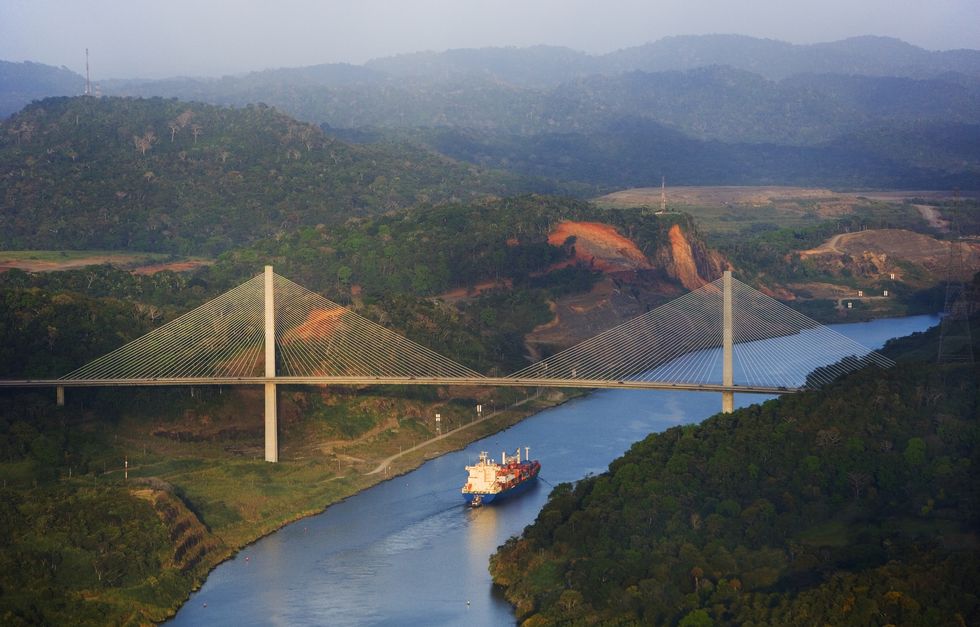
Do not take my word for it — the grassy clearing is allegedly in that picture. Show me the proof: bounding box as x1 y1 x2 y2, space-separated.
0 250 170 262
0 384 577 624
595 187 924 240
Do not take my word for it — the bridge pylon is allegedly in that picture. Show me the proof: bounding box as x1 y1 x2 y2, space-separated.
722 270 734 413
264 265 278 462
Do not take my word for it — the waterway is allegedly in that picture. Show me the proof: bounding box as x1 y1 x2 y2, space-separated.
170 314 938 626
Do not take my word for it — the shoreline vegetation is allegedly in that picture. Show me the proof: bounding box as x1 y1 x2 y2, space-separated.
0 382 582 624
159 386 583 622
488 315 979 625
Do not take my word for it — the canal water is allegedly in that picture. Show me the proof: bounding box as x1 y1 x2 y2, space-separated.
170 315 938 626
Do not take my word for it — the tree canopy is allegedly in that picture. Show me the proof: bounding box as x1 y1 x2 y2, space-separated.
491 314 980 625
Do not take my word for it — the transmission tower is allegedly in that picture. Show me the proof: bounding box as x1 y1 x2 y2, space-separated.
937 208 975 365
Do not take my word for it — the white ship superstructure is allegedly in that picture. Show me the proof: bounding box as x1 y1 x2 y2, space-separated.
461 447 540 506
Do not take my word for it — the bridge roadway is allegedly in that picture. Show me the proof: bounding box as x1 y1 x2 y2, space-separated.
0 376 796 395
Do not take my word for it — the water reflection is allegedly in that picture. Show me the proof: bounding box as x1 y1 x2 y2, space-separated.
465 493 500 557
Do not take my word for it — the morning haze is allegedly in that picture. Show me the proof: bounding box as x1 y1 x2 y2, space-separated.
1 0 979 79
2 0 980 624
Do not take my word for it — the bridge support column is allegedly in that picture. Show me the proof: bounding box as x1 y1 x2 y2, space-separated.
722 270 734 413
265 383 278 462
56 385 65 406
264 265 278 462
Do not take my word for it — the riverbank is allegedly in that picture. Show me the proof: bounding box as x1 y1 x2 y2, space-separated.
164 314 943 625
0 383 584 624
488 317 977 626
132 387 581 623
5 314 939 624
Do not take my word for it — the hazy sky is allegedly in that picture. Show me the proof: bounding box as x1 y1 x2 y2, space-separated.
2 0 978 79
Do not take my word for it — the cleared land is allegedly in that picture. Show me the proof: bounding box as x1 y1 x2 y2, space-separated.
799 228 980 283
594 186 947 236
0 250 211 273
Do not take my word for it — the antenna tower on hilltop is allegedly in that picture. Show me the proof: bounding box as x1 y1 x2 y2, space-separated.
85 48 91 96
661 176 667 213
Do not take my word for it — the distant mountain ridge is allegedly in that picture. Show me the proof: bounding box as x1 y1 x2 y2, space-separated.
365 35 980 84
604 35 980 81
0 60 85 118
3 35 979 190
6 34 979 103
95 64 980 145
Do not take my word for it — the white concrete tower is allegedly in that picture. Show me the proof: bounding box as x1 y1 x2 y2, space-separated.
722 270 734 413
264 265 278 462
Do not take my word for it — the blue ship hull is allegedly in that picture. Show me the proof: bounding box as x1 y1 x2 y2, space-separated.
462 471 539 505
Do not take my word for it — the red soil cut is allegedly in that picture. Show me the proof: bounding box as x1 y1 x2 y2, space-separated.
280 308 346 343
547 221 651 272
438 279 513 303
666 224 706 289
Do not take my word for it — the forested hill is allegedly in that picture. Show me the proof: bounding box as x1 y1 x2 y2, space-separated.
0 60 85 118
100 56 980 145
93 41 980 190
7 37 980 191
396 120 980 190
490 301 980 625
210 194 706 299
0 96 555 255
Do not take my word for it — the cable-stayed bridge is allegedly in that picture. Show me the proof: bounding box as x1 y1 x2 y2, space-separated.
1 267 892 461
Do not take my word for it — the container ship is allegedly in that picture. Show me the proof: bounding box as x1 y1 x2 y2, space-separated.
462 447 541 507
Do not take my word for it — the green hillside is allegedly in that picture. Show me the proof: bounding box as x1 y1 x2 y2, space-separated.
490 297 980 625
399 119 980 190
0 61 85 118
0 96 556 255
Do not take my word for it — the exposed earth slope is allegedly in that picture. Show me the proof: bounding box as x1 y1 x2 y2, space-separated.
527 219 726 353
799 228 980 285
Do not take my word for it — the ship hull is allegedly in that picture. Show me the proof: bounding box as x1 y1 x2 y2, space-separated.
462 464 540 506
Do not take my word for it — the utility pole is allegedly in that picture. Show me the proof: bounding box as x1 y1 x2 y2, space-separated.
937 211 975 365
264 266 278 462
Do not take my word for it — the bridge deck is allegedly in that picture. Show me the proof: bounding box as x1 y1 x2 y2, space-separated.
0 376 796 395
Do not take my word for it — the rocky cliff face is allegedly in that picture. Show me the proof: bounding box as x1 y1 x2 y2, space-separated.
548 220 726 287
656 224 727 289
527 220 730 351
547 221 653 272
